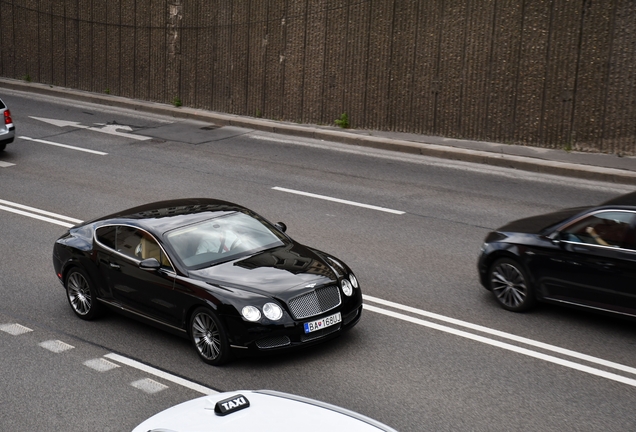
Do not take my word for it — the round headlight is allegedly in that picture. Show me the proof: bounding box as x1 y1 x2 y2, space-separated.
341 279 353 297
349 273 359 289
241 306 261 322
263 302 283 321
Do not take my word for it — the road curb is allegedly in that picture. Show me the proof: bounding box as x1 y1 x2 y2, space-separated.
2 78 635 185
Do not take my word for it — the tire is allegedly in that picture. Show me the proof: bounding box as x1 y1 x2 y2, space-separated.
0 143 6 152
65 267 102 320
189 307 231 366
487 258 536 312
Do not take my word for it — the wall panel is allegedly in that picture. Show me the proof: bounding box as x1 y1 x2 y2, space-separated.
0 0 634 155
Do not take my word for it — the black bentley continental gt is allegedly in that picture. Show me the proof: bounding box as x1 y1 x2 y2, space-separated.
478 191 636 317
53 199 362 365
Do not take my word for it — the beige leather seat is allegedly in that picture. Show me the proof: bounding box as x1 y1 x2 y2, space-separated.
139 237 171 267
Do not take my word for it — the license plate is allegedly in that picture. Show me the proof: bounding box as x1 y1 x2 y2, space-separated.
303 312 341 334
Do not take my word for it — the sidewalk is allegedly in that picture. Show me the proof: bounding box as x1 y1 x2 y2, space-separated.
2 78 635 185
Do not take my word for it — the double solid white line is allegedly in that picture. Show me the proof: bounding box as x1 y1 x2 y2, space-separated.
364 295 636 387
0 199 81 228
3 198 636 388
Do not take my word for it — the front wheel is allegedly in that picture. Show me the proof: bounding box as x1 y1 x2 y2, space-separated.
65 267 102 320
488 258 536 312
189 307 231 366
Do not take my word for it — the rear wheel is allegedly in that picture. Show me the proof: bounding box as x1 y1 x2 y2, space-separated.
65 268 102 320
189 307 231 366
488 258 536 312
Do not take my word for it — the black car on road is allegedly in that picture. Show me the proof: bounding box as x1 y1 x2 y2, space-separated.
53 199 362 365
478 191 636 317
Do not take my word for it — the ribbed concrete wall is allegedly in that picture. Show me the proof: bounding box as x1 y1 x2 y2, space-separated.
1 0 634 155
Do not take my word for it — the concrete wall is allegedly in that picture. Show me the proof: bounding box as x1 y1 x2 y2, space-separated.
1 0 634 155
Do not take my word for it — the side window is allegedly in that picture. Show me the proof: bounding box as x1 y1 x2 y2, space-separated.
95 226 117 249
560 211 635 248
117 226 144 259
96 225 172 269
123 227 172 269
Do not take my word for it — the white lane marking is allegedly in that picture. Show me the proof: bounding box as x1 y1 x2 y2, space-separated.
0 161 15 168
30 117 90 129
131 378 169 394
0 204 74 227
272 187 405 215
364 304 636 388
105 353 218 395
364 295 636 377
39 340 74 353
0 199 83 223
252 134 633 194
86 124 152 141
0 323 33 335
84 358 121 372
30 116 152 141
6 198 634 387
19 136 108 155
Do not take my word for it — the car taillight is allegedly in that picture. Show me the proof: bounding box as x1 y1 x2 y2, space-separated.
4 110 12 125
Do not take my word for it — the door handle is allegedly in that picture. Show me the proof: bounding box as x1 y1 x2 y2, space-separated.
109 262 121 269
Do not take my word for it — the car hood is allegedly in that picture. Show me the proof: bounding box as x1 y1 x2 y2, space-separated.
188 243 340 296
497 207 586 234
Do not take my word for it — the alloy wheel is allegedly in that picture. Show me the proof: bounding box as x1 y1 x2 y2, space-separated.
191 312 221 361
67 272 92 315
490 261 527 309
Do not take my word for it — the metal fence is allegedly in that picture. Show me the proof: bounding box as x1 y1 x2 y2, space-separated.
1 0 634 155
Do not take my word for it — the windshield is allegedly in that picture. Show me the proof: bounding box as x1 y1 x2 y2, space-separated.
165 211 286 269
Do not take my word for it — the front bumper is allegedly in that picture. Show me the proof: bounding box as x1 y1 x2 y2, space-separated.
224 293 363 356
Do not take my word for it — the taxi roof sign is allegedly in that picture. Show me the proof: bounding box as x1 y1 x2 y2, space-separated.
214 394 250 416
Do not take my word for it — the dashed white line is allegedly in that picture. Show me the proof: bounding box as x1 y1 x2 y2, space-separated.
105 353 217 395
131 378 169 394
39 340 75 353
5 198 636 389
0 323 33 335
0 160 15 168
272 187 405 214
19 136 108 155
84 358 121 372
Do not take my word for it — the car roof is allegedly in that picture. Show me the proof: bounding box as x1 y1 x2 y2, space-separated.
132 390 398 432
86 198 253 235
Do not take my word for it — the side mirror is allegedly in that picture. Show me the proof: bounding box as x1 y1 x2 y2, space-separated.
275 222 287 233
550 231 563 245
139 257 161 271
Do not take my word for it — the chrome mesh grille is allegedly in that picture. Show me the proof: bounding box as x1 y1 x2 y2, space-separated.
255 335 291 349
288 285 341 320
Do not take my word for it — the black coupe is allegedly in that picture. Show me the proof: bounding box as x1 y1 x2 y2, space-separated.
478 191 636 317
53 199 362 365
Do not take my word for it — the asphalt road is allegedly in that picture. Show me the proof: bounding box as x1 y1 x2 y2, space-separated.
1 89 635 431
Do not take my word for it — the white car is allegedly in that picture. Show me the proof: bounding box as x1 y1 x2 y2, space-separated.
132 389 398 432
0 97 15 152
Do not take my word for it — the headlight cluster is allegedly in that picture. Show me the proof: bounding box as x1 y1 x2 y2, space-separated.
241 302 284 322
341 273 359 297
